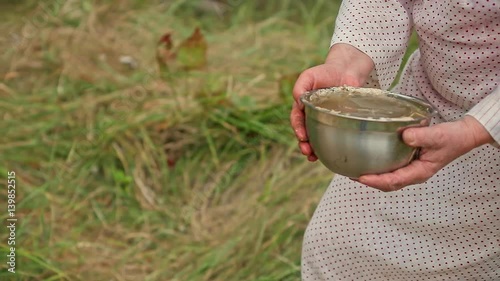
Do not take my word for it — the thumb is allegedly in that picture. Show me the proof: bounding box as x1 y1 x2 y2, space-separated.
292 65 339 106
293 71 314 107
403 126 443 148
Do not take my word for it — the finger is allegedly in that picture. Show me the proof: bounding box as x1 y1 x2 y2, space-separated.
403 126 446 148
307 153 318 162
290 101 308 142
299 141 313 156
358 160 436 192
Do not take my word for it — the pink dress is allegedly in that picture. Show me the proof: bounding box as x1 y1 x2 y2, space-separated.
302 1 499 280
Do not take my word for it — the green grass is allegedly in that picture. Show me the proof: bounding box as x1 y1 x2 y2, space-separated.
0 1 418 280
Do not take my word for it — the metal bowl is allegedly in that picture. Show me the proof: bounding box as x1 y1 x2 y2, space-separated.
300 86 437 179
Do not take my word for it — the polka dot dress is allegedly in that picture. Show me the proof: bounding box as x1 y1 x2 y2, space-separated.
302 1 500 280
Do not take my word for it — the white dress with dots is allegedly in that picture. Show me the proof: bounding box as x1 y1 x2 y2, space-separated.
302 1 500 280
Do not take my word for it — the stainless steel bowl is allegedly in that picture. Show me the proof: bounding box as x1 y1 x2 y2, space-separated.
300 87 437 179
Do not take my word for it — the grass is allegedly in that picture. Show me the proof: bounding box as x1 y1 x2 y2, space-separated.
0 1 418 280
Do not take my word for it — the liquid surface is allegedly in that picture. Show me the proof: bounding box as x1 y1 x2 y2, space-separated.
310 87 428 120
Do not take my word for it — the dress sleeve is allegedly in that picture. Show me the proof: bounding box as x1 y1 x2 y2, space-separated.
466 86 500 147
330 0 414 90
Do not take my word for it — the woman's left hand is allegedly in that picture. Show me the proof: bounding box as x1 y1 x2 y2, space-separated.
358 116 494 192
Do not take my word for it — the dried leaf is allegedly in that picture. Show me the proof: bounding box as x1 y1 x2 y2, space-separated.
156 32 175 73
167 157 177 168
158 33 173 49
176 27 207 70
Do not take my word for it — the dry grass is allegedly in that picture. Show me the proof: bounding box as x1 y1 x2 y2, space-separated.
0 1 343 280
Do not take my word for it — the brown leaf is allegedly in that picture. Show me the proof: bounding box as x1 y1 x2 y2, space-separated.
167 157 177 168
156 32 176 73
176 27 207 70
158 33 173 49
153 121 170 132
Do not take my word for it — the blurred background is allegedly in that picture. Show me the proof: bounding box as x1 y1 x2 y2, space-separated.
0 1 417 280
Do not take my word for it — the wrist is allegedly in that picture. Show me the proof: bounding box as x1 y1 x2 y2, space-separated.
325 43 375 85
460 115 494 149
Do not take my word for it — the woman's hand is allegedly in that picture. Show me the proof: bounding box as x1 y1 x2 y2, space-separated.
291 43 374 161
358 116 494 191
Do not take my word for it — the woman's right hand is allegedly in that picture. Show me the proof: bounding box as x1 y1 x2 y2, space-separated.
291 43 375 161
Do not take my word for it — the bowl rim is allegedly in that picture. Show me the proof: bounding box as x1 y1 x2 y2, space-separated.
300 86 439 123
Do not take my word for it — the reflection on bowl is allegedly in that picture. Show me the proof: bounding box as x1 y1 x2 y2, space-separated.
300 86 437 179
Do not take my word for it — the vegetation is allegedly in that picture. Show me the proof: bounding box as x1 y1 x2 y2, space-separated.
0 1 418 280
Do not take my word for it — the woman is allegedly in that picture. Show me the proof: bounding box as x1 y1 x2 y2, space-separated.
291 1 499 280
